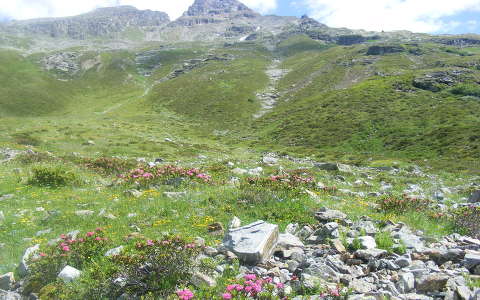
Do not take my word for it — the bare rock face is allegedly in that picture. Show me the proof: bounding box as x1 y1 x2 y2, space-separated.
172 0 259 27
183 0 258 18
223 220 279 265
7 6 170 39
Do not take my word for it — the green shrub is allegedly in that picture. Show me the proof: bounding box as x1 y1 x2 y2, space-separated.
26 231 202 299
108 236 200 298
241 173 316 191
83 157 137 175
12 132 41 146
375 231 394 253
378 195 433 213
393 241 407 255
120 165 212 188
450 83 480 97
16 151 54 164
349 237 362 252
453 205 480 239
29 165 78 187
25 229 110 294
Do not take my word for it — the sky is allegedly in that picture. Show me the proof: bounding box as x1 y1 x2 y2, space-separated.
1 0 480 34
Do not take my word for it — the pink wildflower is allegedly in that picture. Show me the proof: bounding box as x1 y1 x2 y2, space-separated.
330 288 340 297
252 283 262 293
143 172 153 178
60 234 67 239
176 289 194 300
86 232 95 237
276 282 284 289
226 285 236 292
222 293 232 300
244 274 256 281
39 253 47 257
146 240 154 246
62 246 70 252
95 237 102 241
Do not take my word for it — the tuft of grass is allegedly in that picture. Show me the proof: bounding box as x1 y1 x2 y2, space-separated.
375 231 394 253
28 164 79 187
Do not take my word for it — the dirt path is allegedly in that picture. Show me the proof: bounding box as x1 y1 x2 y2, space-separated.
253 59 289 119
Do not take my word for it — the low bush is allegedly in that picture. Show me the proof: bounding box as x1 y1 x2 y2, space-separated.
16 151 54 164
83 157 138 175
27 230 203 299
25 228 109 294
109 237 201 298
12 132 41 146
242 173 316 191
378 194 433 213
28 165 78 187
450 83 480 97
375 231 394 253
119 165 212 188
453 205 480 238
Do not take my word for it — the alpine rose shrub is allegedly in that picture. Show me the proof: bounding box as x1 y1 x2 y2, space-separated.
454 205 480 238
25 228 108 293
120 165 212 188
378 194 433 213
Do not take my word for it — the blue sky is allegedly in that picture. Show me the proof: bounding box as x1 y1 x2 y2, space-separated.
1 0 480 34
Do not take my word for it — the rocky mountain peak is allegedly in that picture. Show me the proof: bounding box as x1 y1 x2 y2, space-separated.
5 6 170 40
183 0 258 18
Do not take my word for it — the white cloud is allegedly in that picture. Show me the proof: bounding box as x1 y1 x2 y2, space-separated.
242 0 277 14
0 0 277 21
303 0 480 33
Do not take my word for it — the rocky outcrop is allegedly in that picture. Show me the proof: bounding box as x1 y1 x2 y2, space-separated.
367 45 405 55
413 69 473 92
7 6 169 39
437 37 480 47
183 0 258 18
41 52 80 74
172 0 259 27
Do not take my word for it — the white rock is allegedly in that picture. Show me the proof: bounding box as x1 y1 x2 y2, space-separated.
191 272 216 287
17 244 40 277
163 192 187 199
277 233 304 250
359 236 377 249
262 154 278 165
247 167 263 176
285 223 299 235
397 272 415 293
229 216 241 229
125 189 143 198
75 210 94 217
355 248 388 261
105 246 124 257
223 220 279 264
58 266 82 283
232 168 248 175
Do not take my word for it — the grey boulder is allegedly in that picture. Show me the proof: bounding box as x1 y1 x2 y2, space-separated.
223 220 279 265
58 266 82 283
